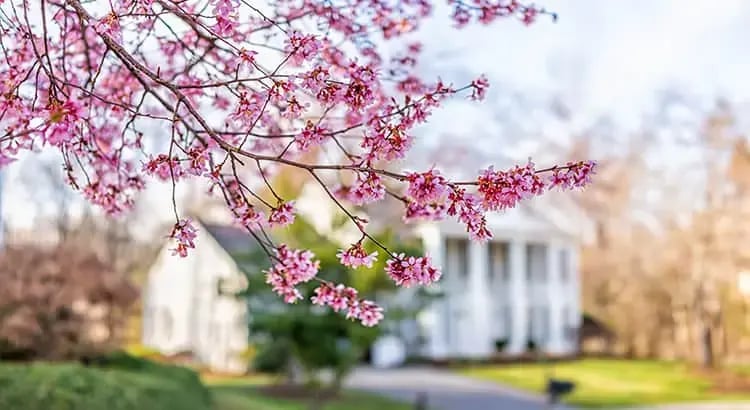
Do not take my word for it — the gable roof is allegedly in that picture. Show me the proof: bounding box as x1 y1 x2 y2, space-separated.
202 222 258 255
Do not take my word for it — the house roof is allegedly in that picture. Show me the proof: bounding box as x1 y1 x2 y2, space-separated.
202 222 258 255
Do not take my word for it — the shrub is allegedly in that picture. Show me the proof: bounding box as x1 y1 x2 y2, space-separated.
494 338 509 352
253 339 292 374
0 354 211 410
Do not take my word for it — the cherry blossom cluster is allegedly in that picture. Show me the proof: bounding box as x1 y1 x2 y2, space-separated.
264 245 321 303
337 242 379 269
0 0 585 325
312 283 384 326
396 161 597 241
169 218 198 257
450 0 555 27
385 254 442 287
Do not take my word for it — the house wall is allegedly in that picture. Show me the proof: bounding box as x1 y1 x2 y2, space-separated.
142 225 249 374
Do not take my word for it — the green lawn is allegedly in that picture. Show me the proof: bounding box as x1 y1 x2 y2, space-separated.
205 376 411 410
461 359 750 408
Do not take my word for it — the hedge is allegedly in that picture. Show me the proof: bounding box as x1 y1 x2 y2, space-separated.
0 352 212 410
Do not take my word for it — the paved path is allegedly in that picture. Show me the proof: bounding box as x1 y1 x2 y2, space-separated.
347 367 750 410
617 404 750 410
346 366 576 410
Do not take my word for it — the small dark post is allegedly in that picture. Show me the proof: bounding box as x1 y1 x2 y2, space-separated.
546 379 575 407
414 391 428 410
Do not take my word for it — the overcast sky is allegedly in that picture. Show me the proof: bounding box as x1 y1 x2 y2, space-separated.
4 0 750 233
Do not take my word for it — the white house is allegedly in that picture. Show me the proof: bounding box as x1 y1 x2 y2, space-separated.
413 201 583 360
142 221 252 374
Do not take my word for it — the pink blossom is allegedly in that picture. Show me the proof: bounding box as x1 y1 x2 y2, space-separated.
142 154 184 181
311 283 383 326
234 204 263 229
45 99 82 146
342 172 385 205
403 201 447 223
265 245 320 303
477 161 545 211
406 169 449 204
301 66 330 93
295 121 329 151
94 12 122 42
0 152 15 167
337 242 378 268
212 0 238 36
268 201 296 227
239 48 257 66
169 218 198 257
361 123 413 161
186 147 210 176
548 161 597 189
354 300 384 327
385 254 442 287
285 31 323 66
448 188 493 242
470 74 490 101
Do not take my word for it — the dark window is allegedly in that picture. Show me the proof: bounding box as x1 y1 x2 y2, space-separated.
445 238 469 280
488 242 508 283
525 245 533 281
559 249 570 283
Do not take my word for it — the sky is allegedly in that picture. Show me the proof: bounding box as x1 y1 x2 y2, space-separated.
416 0 750 127
4 0 750 234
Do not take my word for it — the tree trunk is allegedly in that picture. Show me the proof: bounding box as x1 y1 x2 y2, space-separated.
700 324 714 368
286 355 305 385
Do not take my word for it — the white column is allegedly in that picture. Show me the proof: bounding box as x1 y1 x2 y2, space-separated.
468 240 493 357
546 242 564 354
418 224 447 358
507 240 528 354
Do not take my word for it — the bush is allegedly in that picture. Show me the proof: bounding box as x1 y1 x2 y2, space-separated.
494 338 509 352
0 353 211 410
253 339 292 374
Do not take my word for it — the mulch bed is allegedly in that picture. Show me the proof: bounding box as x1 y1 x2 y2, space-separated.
693 367 750 393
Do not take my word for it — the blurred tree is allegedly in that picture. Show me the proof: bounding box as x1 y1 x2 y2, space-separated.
232 215 433 408
577 100 750 366
0 243 139 361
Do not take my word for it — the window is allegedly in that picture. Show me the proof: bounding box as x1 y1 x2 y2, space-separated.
559 249 570 283
526 244 547 283
540 306 550 342
525 245 533 281
443 298 451 346
503 304 512 336
488 242 508 283
445 238 469 283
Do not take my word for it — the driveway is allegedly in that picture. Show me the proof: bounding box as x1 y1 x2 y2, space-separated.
617 405 750 410
346 366 576 410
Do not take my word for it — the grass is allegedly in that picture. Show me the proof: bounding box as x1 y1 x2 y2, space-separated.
461 359 750 408
204 375 412 410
